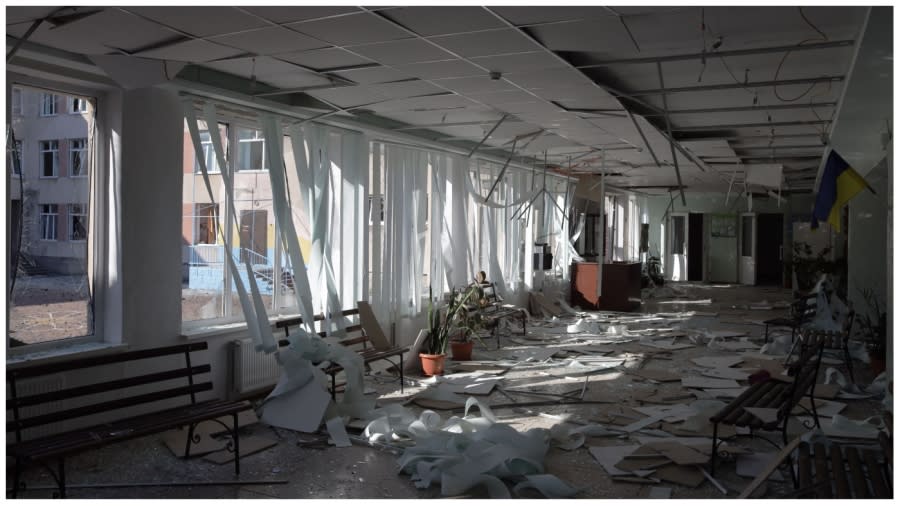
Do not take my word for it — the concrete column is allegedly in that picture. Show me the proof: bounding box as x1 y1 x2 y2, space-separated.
119 87 183 348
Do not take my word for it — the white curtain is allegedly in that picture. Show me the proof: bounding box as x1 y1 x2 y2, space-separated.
375 143 428 321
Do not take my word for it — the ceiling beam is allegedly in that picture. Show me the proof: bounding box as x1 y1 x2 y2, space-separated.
673 119 830 131
626 76 844 97
654 102 837 116
656 62 686 205
574 39 855 67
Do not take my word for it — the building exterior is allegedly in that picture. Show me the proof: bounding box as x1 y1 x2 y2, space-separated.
10 86 91 274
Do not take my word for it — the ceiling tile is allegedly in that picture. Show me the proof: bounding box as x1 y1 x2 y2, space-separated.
349 39 455 65
433 76 518 94
470 51 568 74
136 38 245 63
395 59 484 80
277 47 374 71
379 6 505 36
125 6 269 37
210 26 327 55
328 66 411 84
241 6 361 24
527 17 636 57
288 12 410 46
489 6 613 26
7 6 63 24
428 29 540 58
467 90 542 106
307 86 388 108
503 68 592 90
202 56 332 88
12 9 181 55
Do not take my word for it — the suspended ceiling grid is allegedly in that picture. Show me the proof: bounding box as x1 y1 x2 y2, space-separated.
6 5 871 194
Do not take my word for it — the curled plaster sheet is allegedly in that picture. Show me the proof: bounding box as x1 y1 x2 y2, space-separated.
824 368 874 399
549 423 625 450
365 398 578 498
824 414 884 439
325 416 352 448
512 474 580 498
759 334 793 356
707 337 759 351
420 372 503 395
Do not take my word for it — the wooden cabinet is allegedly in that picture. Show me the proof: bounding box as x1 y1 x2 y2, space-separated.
570 262 642 312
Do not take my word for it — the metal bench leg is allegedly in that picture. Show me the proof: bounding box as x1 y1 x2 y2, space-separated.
233 412 241 476
11 458 21 498
331 373 337 401
399 355 405 394
710 423 719 477
843 345 855 384
809 391 821 428
184 422 197 458
765 324 770 343
57 457 65 499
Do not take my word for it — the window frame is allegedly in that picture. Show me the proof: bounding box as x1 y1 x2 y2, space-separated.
40 203 59 241
9 139 23 176
69 96 88 114
8 81 105 358
40 92 57 116
68 203 88 242
39 139 59 178
235 127 267 172
11 87 22 116
69 138 88 177
182 119 297 331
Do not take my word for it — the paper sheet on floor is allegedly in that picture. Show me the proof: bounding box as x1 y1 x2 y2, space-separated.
421 372 503 395
736 452 785 481
822 414 883 439
691 356 744 369
682 377 741 389
325 417 352 448
588 445 641 476
701 368 752 380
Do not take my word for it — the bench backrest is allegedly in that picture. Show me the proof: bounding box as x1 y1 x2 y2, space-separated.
276 308 370 352
6 342 213 444
779 329 826 420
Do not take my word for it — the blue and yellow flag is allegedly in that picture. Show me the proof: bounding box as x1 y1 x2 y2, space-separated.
811 150 869 232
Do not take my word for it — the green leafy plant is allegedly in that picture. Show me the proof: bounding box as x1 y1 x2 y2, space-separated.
857 287 887 358
423 285 484 355
788 242 841 291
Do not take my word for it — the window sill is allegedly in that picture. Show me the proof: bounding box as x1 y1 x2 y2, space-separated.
181 314 299 340
6 341 129 369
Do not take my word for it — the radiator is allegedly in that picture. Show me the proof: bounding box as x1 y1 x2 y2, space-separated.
231 339 281 396
8 374 66 440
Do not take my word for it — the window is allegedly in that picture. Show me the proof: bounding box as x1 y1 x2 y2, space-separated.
8 140 22 175
40 204 58 240
11 87 22 116
40 93 57 116
69 138 88 177
69 204 87 241
236 127 267 171
182 120 295 326
69 97 88 113
9 88 96 349
40 140 59 177
193 131 220 173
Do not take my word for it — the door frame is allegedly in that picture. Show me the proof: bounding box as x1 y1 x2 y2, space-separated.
739 212 756 285
667 212 688 281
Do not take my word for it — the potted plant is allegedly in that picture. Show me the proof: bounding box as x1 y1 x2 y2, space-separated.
857 288 888 375
419 285 480 375
449 285 489 361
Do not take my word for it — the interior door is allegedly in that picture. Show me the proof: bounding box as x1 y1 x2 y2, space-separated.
669 213 687 281
739 213 756 285
756 213 784 285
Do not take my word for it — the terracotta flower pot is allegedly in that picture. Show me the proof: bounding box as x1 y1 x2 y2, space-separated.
419 352 446 376
450 341 474 361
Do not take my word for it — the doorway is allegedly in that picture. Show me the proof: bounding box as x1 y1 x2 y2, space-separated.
688 213 703 281
239 210 267 265
756 213 784 285
669 213 687 281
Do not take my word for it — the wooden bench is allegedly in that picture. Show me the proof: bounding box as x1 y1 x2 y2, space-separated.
468 281 528 350
708 329 826 476
275 306 408 399
6 342 249 498
740 415 893 499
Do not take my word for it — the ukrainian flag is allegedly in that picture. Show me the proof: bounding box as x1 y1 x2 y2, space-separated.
811 150 869 232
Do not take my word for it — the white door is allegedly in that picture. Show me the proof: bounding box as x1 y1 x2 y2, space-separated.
739 213 756 285
669 213 687 281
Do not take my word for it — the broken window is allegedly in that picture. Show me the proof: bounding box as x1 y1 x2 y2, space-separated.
9 86 96 349
68 203 87 241
70 138 87 176
39 140 58 177
69 97 88 114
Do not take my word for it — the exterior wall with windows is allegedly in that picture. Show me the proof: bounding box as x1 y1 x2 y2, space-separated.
10 87 91 274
